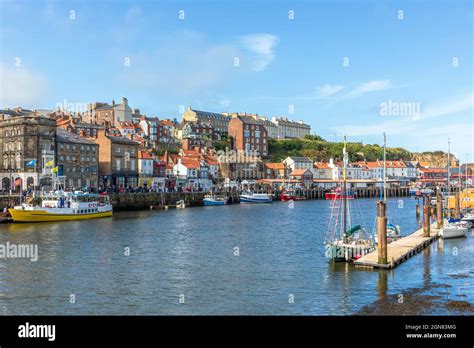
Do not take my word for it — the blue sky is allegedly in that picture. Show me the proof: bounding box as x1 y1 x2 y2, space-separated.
1 0 473 160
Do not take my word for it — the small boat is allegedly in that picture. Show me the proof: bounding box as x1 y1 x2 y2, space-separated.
280 190 307 202
461 213 474 222
239 192 273 204
325 187 355 200
8 191 112 223
374 223 402 243
202 194 228 206
440 224 468 239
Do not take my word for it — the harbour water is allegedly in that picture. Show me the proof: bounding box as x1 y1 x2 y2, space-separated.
0 197 472 315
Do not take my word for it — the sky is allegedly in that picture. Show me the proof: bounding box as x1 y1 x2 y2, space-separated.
0 0 473 160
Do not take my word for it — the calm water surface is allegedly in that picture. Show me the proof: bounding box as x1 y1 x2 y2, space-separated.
0 197 472 315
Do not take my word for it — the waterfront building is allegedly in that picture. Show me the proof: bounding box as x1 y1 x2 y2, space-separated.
0 114 56 191
228 114 268 157
95 130 139 189
404 161 419 181
138 151 154 187
289 168 314 188
271 116 311 139
313 161 333 179
218 153 264 181
418 168 448 185
56 128 99 190
182 107 230 134
283 157 313 172
264 162 287 179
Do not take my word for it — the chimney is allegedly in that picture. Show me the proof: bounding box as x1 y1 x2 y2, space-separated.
122 97 128 106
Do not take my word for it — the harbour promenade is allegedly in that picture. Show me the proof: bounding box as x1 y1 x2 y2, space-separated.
0 186 412 212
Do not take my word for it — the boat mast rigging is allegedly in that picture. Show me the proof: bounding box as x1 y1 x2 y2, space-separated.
343 135 348 244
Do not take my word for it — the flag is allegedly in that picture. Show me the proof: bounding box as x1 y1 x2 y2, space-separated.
51 166 59 173
45 160 54 167
26 159 37 167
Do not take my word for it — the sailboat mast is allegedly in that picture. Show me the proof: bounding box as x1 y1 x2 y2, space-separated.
383 132 387 202
447 139 451 196
343 135 347 243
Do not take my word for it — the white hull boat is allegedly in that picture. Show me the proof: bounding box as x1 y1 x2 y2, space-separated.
239 192 273 204
440 225 468 239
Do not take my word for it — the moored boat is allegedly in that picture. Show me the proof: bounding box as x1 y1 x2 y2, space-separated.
202 194 228 206
280 190 307 202
325 187 355 200
440 224 468 239
8 191 113 223
239 192 273 204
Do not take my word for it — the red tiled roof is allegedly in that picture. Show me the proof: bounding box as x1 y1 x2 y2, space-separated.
265 162 285 170
314 162 330 169
138 151 153 160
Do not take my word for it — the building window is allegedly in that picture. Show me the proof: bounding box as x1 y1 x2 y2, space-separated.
116 159 121 171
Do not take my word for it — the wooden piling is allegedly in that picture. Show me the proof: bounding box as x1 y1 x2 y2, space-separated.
423 204 431 237
377 201 388 265
416 204 420 219
455 192 460 218
436 194 443 229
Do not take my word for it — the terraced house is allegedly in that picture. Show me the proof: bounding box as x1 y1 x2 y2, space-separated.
56 128 99 190
0 113 56 191
95 130 139 189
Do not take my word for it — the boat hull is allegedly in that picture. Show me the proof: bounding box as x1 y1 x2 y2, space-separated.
239 195 272 204
280 194 306 202
203 199 226 206
8 208 112 223
325 193 355 200
440 226 467 239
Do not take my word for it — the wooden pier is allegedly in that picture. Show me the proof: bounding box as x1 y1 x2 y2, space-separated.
354 222 440 269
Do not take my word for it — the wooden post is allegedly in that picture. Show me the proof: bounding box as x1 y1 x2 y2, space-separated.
423 203 431 237
436 193 443 229
455 192 460 218
377 201 387 265
416 203 420 219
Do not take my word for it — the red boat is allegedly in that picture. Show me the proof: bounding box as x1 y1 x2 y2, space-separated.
280 191 307 201
324 187 356 200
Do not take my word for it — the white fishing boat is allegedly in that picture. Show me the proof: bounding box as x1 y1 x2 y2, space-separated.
202 194 228 206
239 192 273 204
440 224 468 239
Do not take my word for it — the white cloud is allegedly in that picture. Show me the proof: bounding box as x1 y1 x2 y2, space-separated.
346 80 392 98
0 63 48 107
239 33 279 71
335 92 474 139
316 84 345 98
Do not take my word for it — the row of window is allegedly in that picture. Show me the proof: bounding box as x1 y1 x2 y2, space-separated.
75 208 98 214
59 143 97 152
59 155 97 162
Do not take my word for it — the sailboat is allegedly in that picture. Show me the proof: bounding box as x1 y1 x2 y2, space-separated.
325 136 375 262
440 139 468 239
373 133 401 243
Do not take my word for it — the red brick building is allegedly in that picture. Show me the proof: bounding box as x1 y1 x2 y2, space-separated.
228 114 268 156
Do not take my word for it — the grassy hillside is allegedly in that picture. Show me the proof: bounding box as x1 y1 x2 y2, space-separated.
268 136 414 163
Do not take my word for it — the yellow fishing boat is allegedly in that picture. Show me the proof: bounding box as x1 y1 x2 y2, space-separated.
9 192 113 223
